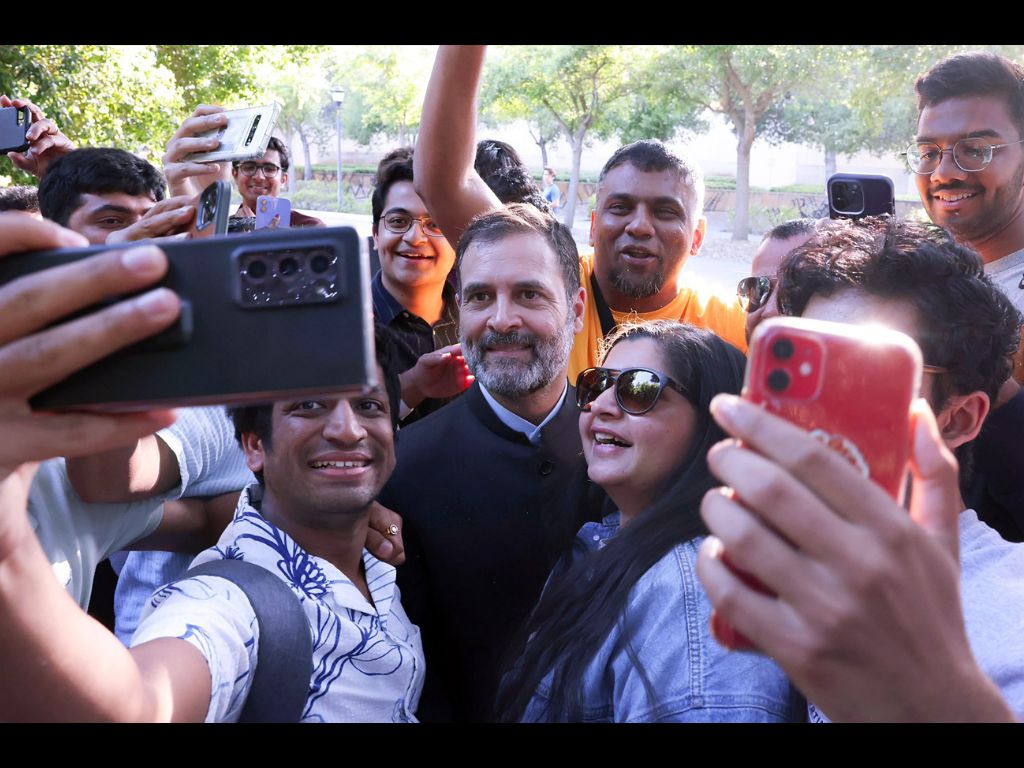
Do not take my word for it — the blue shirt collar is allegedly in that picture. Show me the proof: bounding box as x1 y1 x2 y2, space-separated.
478 381 568 446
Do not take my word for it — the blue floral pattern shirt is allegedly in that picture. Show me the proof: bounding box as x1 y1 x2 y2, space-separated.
131 484 424 722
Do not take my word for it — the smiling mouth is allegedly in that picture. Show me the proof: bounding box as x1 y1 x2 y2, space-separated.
594 431 631 448
397 252 435 261
932 189 979 203
309 460 370 469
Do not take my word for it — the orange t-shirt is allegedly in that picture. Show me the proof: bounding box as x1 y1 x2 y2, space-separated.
568 253 748 383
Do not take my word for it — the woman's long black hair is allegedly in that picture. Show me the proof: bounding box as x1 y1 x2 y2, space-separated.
497 320 747 722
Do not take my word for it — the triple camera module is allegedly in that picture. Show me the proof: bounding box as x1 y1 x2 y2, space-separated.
238 246 340 308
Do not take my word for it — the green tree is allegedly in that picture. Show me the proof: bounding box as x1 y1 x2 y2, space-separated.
483 45 662 226
0 45 181 183
765 46 1024 185
331 46 434 148
658 45 833 240
254 47 333 184
154 45 270 108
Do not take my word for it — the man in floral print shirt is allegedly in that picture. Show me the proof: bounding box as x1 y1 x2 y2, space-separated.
125 331 424 722
0 310 423 721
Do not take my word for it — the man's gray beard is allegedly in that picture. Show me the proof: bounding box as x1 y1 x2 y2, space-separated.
609 265 665 299
461 317 575 399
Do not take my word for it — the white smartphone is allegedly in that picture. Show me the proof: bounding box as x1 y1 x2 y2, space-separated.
186 103 281 164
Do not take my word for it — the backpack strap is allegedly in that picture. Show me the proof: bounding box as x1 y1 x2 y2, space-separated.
185 559 313 723
590 271 617 337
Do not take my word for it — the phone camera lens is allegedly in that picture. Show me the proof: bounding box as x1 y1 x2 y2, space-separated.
309 252 331 274
772 338 795 360
767 369 790 392
279 256 299 277
245 259 267 280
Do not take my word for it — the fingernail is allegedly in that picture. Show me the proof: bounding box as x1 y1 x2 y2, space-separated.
121 245 164 275
135 288 177 318
58 228 89 248
709 393 740 427
377 540 394 558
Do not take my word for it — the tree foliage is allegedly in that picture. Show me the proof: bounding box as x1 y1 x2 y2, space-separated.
331 46 434 147
656 45 833 240
0 45 279 186
483 45 667 225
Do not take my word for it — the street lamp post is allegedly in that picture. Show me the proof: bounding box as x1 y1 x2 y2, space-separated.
331 86 346 210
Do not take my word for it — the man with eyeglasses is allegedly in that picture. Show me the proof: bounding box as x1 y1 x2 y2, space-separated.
737 218 818 344
911 53 1024 311
369 147 472 423
910 51 1024 543
230 137 324 229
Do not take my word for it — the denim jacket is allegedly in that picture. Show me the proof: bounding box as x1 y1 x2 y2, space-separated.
522 513 805 722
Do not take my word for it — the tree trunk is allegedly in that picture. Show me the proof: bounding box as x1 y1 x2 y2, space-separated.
824 149 837 182
285 132 298 192
299 130 314 182
538 139 548 169
562 130 585 229
733 124 756 240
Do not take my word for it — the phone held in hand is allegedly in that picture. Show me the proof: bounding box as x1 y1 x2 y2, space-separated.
0 226 376 412
187 180 232 239
255 195 291 230
185 104 281 164
0 105 31 154
711 316 923 650
827 173 896 220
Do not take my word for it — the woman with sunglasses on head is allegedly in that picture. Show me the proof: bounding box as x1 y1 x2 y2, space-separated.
497 320 803 723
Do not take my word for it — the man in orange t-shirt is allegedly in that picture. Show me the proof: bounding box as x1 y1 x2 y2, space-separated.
568 139 746 381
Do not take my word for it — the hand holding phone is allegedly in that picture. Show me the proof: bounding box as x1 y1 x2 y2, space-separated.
0 104 31 154
0 213 180 467
710 316 922 650
0 95 75 179
695 394 997 722
255 195 291 230
162 105 232 198
184 104 281 164
0 226 374 412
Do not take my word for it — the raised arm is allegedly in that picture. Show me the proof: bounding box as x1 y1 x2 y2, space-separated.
0 212 211 721
414 45 502 247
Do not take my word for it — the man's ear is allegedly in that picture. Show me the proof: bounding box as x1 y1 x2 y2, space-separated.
936 390 990 449
572 285 586 335
241 431 266 476
690 216 707 256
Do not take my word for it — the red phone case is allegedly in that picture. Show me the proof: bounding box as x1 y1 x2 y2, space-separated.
712 316 923 650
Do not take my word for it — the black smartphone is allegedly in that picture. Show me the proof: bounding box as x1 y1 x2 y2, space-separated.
0 105 31 154
187 180 232 239
0 226 376 411
827 173 895 219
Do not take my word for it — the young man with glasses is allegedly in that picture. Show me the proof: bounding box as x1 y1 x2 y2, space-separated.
370 147 472 423
230 137 324 229
911 52 1024 542
911 52 1024 307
